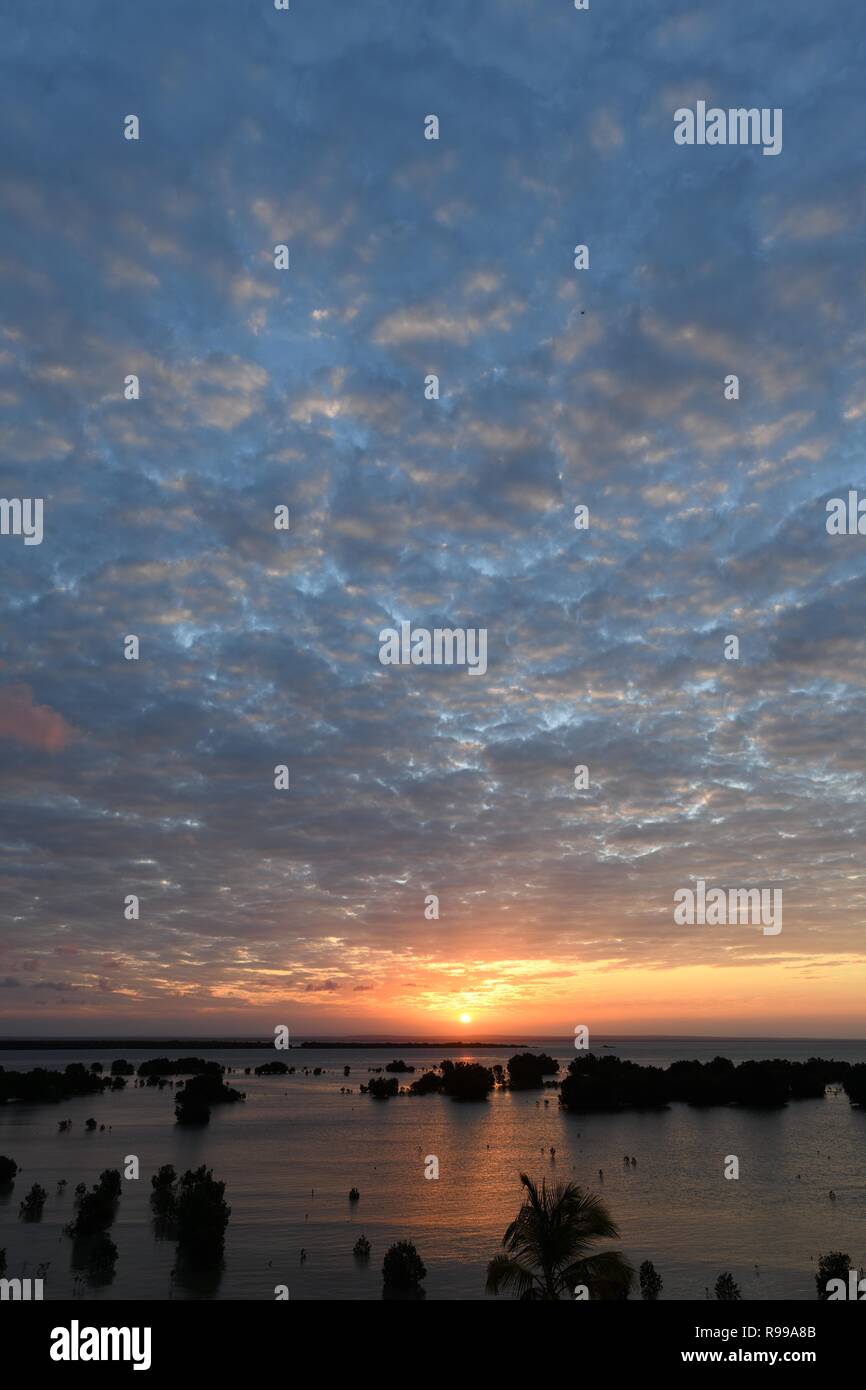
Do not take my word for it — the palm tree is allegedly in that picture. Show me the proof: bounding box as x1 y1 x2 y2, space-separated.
486 1173 634 1300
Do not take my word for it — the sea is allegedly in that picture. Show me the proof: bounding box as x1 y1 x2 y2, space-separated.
1 1036 864 1301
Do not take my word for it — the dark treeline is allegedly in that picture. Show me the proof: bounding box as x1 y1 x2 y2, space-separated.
841 1062 866 1106
363 1059 498 1099
507 1052 559 1089
359 1051 866 1109
136 1057 214 1077
0 1057 241 1119
364 1055 558 1100
560 1054 858 1112
0 1063 124 1106
0 1037 530 1051
0 1038 276 1051
5 1051 866 1116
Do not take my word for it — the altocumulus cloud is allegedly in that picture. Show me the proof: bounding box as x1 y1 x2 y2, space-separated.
0 0 865 1032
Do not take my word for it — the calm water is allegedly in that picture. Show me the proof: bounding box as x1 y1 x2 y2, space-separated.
1 1036 865 1301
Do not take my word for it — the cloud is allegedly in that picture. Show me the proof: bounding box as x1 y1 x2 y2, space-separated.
0 0 864 1033
0 685 74 752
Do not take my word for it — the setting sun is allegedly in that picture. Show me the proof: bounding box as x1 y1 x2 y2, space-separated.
458 1013 472 1024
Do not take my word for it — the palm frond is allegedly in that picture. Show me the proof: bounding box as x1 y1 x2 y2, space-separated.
561 1250 635 1299
485 1253 539 1299
490 1173 628 1301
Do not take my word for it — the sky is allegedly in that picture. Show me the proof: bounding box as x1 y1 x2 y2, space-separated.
1 0 865 1039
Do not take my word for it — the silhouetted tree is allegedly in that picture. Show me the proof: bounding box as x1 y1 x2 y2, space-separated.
365 1076 399 1098
639 1259 663 1300
816 1251 862 1300
87 1232 118 1274
507 1053 559 1090
0 1064 105 1106
19 1183 48 1219
486 1173 633 1300
714 1272 742 1301
138 1057 211 1077
731 1060 789 1108
410 1071 444 1095
440 1060 494 1101
560 1055 669 1112
174 1166 230 1269
0 1155 18 1186
175 1065 244 1125
151 1164 177 1202
66 1169 121 1238
843 1064 866 1107
383 1240 426 1290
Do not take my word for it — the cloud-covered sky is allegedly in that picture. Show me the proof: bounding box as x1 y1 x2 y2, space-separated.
1 0 865 1037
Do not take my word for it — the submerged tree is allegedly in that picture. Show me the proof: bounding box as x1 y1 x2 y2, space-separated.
382 1241 426 1290
560 1055 669 1112
86 1232 118 1276
486 1173 633 1301
506 1052 559 1090
0 1155 18 1187
150 1165 176 1208
714 1271 742 1301
365 1076 399 1099
439 1060 494 1101
639 1259 663 1301
816 1250 862 1300
409 1070 444 1095
19 1183 48 1220
174 1166 231 1269
148 1163 178 1237
66 1169 121 1239
0 1063 106 1107
175 1065 244 1125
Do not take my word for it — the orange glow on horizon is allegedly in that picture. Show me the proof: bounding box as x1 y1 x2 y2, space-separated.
9 951 866 1037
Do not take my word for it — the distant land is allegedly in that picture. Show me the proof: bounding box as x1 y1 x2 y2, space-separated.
1 1033 864 1051
297 1040 531 1049
0 1036 531 1051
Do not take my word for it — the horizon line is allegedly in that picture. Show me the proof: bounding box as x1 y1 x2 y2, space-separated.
2 1031 866 1043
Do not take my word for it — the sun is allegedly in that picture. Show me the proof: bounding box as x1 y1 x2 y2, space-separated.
458 1012 472 1025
